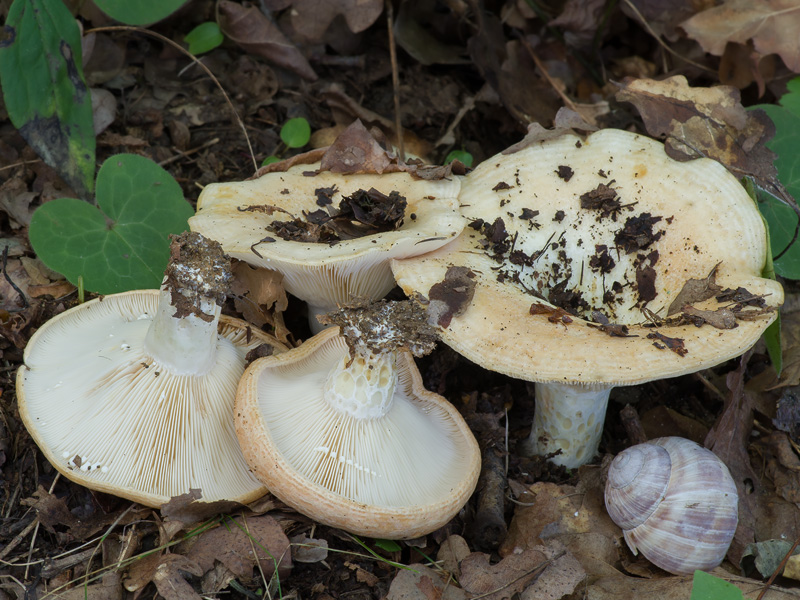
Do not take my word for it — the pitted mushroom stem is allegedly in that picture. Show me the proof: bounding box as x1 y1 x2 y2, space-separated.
521 382 612 468
323 350 398 420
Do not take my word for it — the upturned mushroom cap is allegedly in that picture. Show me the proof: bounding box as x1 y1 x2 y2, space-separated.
188 164 464 323
234 326 481 538
391 129 782 386
17 290 287 507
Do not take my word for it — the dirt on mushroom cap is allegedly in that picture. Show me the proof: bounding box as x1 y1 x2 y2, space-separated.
391 129 783 386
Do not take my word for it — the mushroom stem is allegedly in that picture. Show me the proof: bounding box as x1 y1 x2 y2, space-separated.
143 232 233 376
143 288 221 375
308 302 332 334
323 348 398 419
522 382 612 468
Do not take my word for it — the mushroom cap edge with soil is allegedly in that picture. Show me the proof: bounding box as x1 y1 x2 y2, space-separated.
234 310 481 539
188 163 465 332
16 233 288 506
391 128 783 468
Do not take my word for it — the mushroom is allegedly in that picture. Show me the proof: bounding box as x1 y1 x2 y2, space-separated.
188 162 464 333
17 232 287 506
392 128 783 468
234 301 481 538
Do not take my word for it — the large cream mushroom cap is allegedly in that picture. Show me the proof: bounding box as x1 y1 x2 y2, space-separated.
17 291 287 507
234 326 481 538
189 164 464 327
392 129 782 386
392 128 782 467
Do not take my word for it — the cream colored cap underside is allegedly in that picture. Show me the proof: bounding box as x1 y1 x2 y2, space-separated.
189 165 464 267
392 129 783 385
235 327 481 538
17 290 284 507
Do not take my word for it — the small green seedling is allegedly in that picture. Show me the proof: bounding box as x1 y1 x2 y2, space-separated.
444 149 474 168
262 118 312 165
93 0 191 26
280 117 312 149
29 154 194 295
184 22 224 55
689 570 742 600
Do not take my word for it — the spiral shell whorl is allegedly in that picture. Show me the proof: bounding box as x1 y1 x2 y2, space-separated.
605 443 671 530
604 437 739 575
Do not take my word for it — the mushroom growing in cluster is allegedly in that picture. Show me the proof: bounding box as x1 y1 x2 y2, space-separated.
392 128 783 468
17 232 286 506
189 124 465 332
234 300 481 538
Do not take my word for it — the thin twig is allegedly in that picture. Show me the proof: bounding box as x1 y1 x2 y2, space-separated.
158 137 221 167
0 159 41 173
385 0 404 160
0 518 38 561
84 26 257 172
518 37 590 124
621 0 715 74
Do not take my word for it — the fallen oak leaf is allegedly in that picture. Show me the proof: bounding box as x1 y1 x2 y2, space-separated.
151 554 204 600
681 0 800 72
615 76 784 202
186 515 292 582
667 262 723 315
681 305 738 329
218 1 317 81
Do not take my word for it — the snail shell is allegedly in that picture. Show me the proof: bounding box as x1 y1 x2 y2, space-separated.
604 436 738 575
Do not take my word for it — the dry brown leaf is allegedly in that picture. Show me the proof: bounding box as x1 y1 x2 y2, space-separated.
682 0 800 72
151 554 204 600
549 0 607 46
160 489 246 534
437 534 471 578
218 1 317 81
705 351 760 565
520 541 586 600
28 281 76 299
615 76 779 191
0 176 37 228
385 563 467 600
290 533 329 563
500 478 621 579
231 262 289 339
57 573 123 600
320 119 394 174
467 12 560 126
124 551 165 592
667 263 722 315
459 549 550 600
186 515 292 582
620 0 700 41
286 0 384 41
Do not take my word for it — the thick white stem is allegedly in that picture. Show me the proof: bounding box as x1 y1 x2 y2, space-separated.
308 302 334 334
143 287 220 375
523 382 612 468
323 349 397 419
